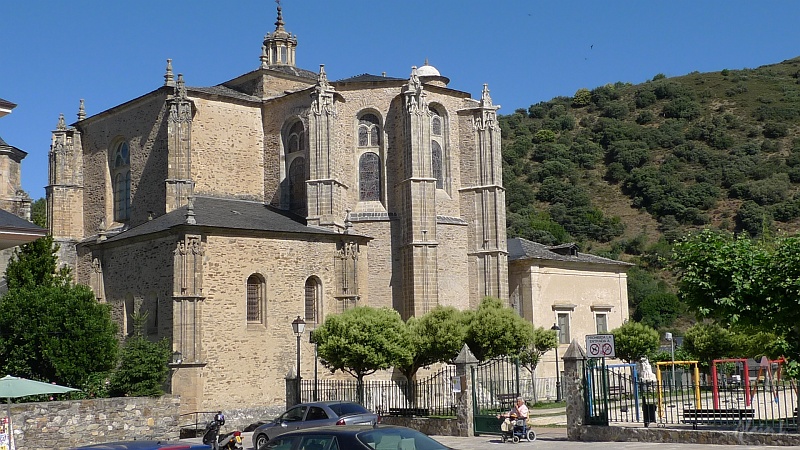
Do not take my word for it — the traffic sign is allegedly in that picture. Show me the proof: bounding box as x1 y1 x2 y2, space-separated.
586 334 615 358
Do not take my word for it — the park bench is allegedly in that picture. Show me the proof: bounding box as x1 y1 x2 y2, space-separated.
607 385 626 398
681 408 755 429
387 407 429 417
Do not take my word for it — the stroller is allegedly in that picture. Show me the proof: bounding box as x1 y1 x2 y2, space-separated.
500 414 536 443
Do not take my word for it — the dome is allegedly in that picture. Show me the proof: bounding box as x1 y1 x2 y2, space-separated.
417 64 441 77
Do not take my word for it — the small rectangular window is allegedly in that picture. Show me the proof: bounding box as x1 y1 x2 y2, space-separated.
595 314 608 333
557 313 570 344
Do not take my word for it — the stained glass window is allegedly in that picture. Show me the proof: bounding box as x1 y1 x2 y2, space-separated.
113 141 130 221
358 114 380 147
432 141 443 189
247 274 264 323
289 157 306 215
359 152 381 201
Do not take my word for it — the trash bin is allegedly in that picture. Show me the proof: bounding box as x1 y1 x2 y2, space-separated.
643 403 657 427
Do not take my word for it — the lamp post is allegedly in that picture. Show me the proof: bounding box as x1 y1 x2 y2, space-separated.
551 323 562 402
310 330 318 402
291 316 306 405
665 332 676 390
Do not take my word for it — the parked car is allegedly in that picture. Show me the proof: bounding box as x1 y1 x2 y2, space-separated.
258 424 452 450
72 441 211 449
252 401 379 449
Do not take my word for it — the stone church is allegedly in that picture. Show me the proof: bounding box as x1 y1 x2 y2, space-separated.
47 6 507 413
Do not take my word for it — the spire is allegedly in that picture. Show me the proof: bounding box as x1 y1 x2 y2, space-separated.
480 83 493 108
262 0 297 67
56 113 66 130
185 196 196 225
164 59 175 87
77 99 86 121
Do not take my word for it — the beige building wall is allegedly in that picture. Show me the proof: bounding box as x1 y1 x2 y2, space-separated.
510 261 629 379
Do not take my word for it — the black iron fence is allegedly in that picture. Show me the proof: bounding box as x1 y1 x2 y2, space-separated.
599 365 798 431
299 365 458 417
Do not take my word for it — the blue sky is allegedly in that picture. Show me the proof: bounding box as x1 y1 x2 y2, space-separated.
2 0 800 201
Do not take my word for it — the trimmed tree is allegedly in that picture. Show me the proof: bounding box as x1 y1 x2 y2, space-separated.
610 321 660 363
463 297 535 361
314 307 413 401
397 306 466 382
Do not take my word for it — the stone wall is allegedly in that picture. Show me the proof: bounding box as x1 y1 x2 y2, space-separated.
9 396 180 449
380 417 461 437
578 424 800 446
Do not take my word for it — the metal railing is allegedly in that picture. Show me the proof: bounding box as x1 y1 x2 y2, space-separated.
300 365 458 417
600 367 799 431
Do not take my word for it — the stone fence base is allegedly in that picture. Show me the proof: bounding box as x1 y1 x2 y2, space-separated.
11 395 181 450
380 417 463 436
579 425 800 446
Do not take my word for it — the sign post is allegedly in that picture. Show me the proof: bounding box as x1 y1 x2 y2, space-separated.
586 334 615 359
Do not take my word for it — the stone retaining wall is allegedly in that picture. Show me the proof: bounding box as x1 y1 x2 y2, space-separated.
579 424 800 446
11 395 180 449
380 417 462 436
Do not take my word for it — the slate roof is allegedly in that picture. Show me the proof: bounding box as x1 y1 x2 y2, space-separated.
265 65 317 79
189 85 262 102
103 196 349 243
0 209 46 233
335 74 406 83
0 98 16 110
507 237 633 267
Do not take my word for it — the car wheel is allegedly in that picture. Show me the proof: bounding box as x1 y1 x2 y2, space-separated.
255 433 269 450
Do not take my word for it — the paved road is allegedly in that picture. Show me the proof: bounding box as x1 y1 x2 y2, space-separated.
189 427 790 450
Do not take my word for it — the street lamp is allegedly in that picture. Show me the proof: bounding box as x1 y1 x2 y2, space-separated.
551 323 562 402
665 332 676 390
292 316 306 405
310 330 318 402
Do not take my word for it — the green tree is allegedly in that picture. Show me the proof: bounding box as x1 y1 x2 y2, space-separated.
6 235 70 290
463 297 534 361
572 88 592 107
672 229 800 374
518 326 557 373
682 323 734 373
609 321 660 363
109 312 171 397
634 292 683 329
0 283 118 387
30 197 46 228
397 306 466 381
314 307 413 387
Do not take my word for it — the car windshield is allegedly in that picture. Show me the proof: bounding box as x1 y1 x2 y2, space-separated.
328 402 368 417
357 428 449 450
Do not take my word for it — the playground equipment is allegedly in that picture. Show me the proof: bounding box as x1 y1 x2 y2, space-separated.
607 363 640 421
711 358 752 409
750 356 788 403
655 361 701 419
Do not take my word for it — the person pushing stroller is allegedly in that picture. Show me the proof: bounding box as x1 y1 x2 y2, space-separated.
496 397 536 443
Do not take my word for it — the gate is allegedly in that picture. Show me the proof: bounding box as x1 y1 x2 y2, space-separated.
584 358 609 425
471 357 521 435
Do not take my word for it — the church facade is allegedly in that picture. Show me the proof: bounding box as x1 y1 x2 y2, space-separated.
47 7 507 413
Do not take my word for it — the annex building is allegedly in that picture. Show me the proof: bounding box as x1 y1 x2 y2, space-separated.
46 6 508 413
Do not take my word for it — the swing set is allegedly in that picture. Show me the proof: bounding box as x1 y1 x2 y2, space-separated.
655 360 701 418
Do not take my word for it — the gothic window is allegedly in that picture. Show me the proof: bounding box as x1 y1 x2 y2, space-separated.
304 277 321 323
432 141 443 189
432 116 442 136
287 122 304 154
112 141 131 222
288 157 307 215
359 152 381 201
358 114 380 147
429 107 448 192
247 274 265 324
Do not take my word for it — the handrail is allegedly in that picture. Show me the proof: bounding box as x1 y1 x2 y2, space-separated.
178 410 219 434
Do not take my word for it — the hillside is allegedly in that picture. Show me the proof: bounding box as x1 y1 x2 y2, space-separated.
499 56 800 329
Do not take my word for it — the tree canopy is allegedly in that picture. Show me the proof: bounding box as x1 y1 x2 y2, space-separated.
463 297 535 361
518 326 558 373
672 229 800 368
396 306 466 381
314 307 412 383
610 321 660 363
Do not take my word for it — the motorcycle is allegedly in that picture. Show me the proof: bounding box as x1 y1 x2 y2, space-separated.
202 411 243 450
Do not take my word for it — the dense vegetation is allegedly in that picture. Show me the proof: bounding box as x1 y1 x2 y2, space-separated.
499 56 800 331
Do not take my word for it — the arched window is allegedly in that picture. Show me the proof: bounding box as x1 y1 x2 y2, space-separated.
430 107 448 191
359 152 381 201
432 141 443 189
358 114 380 147
247 274 265 324
112 141 131 221
304 277 321 323
287 122 304 154
288 157 307 216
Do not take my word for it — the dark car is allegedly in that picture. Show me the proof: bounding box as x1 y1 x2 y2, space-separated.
72 441 211 450
252 401 379 449
258 425 452 450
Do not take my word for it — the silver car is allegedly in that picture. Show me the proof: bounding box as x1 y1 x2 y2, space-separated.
252 401 379 449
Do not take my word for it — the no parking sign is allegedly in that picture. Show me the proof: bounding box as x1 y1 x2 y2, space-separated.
586 334 615 358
